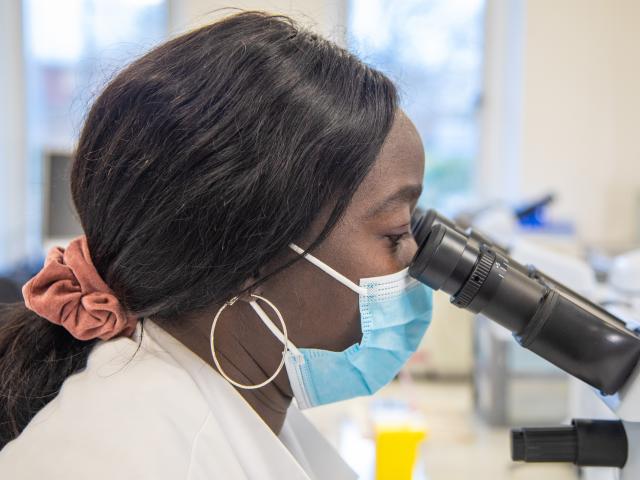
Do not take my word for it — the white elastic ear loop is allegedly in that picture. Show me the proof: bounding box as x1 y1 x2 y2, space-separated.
289 243 368 296
249 300 301 356
210 294 288 390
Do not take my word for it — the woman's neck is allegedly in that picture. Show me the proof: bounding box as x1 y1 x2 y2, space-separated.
153 304 293 434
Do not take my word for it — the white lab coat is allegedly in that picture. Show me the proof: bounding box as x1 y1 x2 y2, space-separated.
0 318 357 480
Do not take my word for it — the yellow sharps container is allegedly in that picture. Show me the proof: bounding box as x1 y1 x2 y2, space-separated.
375 424 427 480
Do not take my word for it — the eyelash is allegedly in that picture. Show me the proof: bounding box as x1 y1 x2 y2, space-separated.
386 232 411 250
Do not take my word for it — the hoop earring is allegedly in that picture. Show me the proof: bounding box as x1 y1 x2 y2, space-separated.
210 294 289 390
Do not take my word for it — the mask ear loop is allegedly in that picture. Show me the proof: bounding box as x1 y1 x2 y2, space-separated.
289 243 368 296
210 294 288 390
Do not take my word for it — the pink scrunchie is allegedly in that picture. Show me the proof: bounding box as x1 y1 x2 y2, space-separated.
22 235 138 341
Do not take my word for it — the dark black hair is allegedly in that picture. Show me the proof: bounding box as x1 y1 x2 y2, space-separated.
0 11 397 447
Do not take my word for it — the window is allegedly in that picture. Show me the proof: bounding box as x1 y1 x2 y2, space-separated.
348 0 485 210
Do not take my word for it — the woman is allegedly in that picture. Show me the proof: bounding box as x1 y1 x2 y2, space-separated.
0 11 432 479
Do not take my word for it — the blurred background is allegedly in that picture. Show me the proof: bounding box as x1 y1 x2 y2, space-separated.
1 1 639 479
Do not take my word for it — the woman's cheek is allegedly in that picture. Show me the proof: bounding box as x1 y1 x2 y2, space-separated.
397 237 418 268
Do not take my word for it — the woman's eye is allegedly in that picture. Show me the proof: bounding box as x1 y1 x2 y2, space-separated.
385 232 410 250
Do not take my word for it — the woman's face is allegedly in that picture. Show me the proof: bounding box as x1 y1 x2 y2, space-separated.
256 109 426 353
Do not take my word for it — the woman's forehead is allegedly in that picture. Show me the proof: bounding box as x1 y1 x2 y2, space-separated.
351 110 425 210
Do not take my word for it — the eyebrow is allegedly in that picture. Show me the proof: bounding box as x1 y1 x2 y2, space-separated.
365 184 423 220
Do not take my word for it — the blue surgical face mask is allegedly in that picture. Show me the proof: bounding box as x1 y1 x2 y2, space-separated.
249 243 433 409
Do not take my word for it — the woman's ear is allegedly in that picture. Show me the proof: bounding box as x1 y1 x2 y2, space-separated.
237 275 262 302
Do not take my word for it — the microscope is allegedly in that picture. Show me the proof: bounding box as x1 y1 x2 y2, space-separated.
408 209 640 478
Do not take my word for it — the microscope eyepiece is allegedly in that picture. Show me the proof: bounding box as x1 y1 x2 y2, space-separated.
411 208 458 247
410 224 473 292
408 209 640 395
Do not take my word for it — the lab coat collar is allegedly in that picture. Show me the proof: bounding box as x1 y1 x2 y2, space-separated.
138 318 357 480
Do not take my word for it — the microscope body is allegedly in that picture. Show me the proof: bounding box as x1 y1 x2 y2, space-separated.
604 365 640 479
408 209 640 477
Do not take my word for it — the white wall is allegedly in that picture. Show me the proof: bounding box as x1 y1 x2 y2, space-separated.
0 1 27 271
482 0 640 249
520 0 640 248
167 0 348 46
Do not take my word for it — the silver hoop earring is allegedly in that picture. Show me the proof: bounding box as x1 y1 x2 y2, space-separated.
209 294 288 390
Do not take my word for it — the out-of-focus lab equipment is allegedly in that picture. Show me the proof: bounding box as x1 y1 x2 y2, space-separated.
408 208 640 479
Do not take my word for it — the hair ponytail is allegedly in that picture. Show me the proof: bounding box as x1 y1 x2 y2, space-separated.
0 303 97 448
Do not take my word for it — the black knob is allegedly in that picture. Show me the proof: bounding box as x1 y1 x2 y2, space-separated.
511 419 628 468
